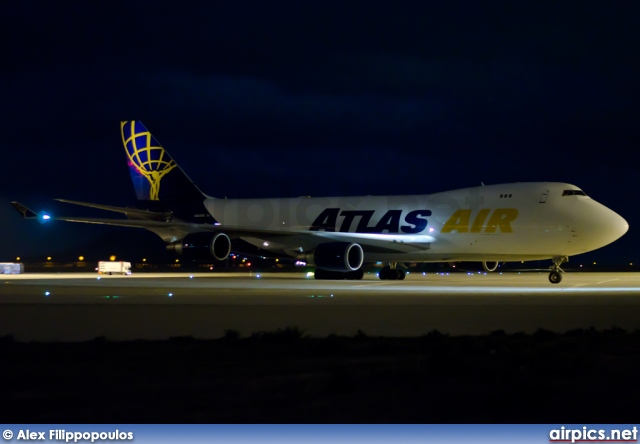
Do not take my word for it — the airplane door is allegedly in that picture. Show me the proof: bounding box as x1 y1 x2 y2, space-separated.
539 189 549 203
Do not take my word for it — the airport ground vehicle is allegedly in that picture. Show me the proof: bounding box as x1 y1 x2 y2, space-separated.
97 261 131 275
0 263 23 274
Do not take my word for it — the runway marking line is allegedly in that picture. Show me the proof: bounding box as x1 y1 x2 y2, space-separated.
569 278 619 288
351 282 398 288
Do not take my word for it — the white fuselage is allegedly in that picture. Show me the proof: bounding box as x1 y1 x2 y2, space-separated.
204 182 628 263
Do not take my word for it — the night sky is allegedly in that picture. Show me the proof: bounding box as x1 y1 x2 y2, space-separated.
1 1 638 265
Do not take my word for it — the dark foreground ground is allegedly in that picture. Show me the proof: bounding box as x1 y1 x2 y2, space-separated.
2 327 639 423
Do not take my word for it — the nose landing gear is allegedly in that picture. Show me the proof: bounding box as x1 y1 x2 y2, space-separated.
549 256 568 284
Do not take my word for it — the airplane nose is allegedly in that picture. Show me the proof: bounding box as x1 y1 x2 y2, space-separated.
609 211 629 243
580 204 628 249
572 199 629 253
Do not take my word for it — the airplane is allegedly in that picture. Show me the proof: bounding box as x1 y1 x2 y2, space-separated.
12 121 628 283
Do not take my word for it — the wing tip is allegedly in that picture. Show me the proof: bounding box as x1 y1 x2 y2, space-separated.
11 201 38 219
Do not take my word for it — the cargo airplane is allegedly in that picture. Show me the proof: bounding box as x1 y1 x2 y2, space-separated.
12 121 628 283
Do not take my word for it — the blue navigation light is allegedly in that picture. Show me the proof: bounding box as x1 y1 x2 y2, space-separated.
37 211 52 224
44 291 50 296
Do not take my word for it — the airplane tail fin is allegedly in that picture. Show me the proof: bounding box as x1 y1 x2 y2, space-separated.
120 121 206 202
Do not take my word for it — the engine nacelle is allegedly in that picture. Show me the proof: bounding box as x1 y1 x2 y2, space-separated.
168 232 231 261
482 261 499 272
300 242 364 272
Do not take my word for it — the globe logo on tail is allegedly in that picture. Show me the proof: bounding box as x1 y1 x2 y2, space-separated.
121 121 176 200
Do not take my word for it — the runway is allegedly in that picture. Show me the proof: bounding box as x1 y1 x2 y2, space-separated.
1 271 640 341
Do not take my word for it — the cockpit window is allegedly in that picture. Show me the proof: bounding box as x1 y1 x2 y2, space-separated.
562 190 587 196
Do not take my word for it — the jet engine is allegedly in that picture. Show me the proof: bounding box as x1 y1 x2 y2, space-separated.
300 242 364 272
482 261 499 272
168 232 231 261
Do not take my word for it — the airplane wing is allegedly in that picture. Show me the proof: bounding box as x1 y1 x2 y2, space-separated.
57 216 433 252
11 202 38 219
12 201 433 252
55 199 173 221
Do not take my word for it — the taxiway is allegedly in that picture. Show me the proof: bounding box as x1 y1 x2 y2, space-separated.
1 271 639 341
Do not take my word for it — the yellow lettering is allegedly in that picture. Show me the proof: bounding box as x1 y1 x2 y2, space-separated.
485 208 518 233
470 208 491 233
441 209 471 233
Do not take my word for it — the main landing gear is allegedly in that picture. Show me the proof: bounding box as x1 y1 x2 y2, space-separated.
378 263 406 280
549 256 568 284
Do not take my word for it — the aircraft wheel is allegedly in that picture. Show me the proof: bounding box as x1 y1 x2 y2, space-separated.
549 271 562 284
397 269 406 280
379 266 391 280
352 269 364 280
345 270 359 280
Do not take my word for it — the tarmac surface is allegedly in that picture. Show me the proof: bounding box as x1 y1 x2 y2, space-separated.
1 271 640 341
